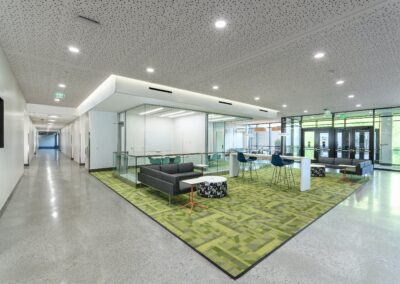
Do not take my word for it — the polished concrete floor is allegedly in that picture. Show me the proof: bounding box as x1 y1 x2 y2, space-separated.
1 150 399 283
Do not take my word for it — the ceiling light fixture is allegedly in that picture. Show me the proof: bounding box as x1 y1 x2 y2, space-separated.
146 67 154 73
348 94 355 98
49 115 58 118
48 119 56 122
58 83 66 88
212 85 219 90
254 97 260 101
169 112 195 118
68 46 80 53
356 104 362 108
208 114 222 119
215 20 227 29
209 117 236 122
313 52 325 59
336 80 345 85
160 110 185 117
282 104 287 108
54 98 60 102
304 110 308 113
139 107 164 115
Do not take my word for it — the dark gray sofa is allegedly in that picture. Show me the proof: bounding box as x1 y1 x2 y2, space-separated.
315 157 373 176
138 163 202 201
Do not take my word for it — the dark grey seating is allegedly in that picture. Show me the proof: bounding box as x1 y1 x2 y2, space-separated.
315 157 373 176
339 160 374 176
138 163 202 201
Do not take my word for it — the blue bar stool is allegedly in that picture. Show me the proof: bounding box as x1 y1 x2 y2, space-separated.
270 154 295 188
237 152 258 179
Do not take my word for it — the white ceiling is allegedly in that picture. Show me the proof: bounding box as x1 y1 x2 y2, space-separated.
1 0 400 116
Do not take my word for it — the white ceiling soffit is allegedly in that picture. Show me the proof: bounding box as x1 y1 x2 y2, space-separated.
1 1 400 116
27 103 78 130
80 75 278 119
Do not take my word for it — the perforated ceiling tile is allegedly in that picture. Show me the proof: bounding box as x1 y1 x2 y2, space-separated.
0 0 399 116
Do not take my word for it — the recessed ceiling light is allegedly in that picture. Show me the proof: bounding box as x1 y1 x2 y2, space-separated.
336 80 345 85
356 104 362 108
313 52 325 59
49 115 58 118
212 85 219 90
254 97 260 101
348 94 355 98
282 104 287 108
215 20 227 29
68 46 80 53
146 67 154 73
304 110 308 113
48 119 55 122
54 98 60 102
58 83 66 88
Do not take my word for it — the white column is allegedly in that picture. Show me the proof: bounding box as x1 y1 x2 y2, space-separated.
229 153 239 177
300 158 311 191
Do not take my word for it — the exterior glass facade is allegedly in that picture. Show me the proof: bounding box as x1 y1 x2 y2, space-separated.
282 107 400 170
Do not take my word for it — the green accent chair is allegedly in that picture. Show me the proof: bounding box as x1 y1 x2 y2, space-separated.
173 156 181 164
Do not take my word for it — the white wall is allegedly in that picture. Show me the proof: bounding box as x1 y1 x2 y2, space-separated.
24 110 37 165
60 113 89 166
89 111 117 169
173 114 206 153
60 124 72 158
0 45 26 209
125 112 205 155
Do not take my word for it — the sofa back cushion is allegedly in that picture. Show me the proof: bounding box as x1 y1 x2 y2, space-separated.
178 162 194 173
318 157 334 165
140 165 160 176
160 164 178 174
334 158 352 165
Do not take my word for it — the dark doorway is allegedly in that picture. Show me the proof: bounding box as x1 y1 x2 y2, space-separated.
38 131 59 149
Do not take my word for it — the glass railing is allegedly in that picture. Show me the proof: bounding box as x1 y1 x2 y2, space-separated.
113 151 232 184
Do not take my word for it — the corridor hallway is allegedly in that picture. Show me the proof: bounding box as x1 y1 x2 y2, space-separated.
0 150 400 283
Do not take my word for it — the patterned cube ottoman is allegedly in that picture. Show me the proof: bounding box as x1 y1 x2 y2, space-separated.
311 164 326 177
197 176 228 198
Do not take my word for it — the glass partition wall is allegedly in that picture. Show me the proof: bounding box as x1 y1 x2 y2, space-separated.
282 107 400 171
115 104 271 183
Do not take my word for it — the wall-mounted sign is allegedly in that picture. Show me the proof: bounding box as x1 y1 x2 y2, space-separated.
53 92 65 100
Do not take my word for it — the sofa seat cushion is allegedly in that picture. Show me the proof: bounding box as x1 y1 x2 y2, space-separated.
160 164 178 174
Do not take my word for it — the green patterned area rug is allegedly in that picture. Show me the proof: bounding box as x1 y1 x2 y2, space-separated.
91 168 366 279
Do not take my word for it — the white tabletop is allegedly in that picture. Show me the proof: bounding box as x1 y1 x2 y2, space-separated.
181 177 204 185
182 176 227 185
194 164 208 168
311 164 326 168
199 176 227 183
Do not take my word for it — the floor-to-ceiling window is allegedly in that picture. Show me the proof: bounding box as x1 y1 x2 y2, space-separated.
282 107 400 171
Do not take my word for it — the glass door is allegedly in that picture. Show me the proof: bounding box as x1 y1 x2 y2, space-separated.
303 130 315 159
318 131 330 158
354 128 371 160
335 129 351 158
